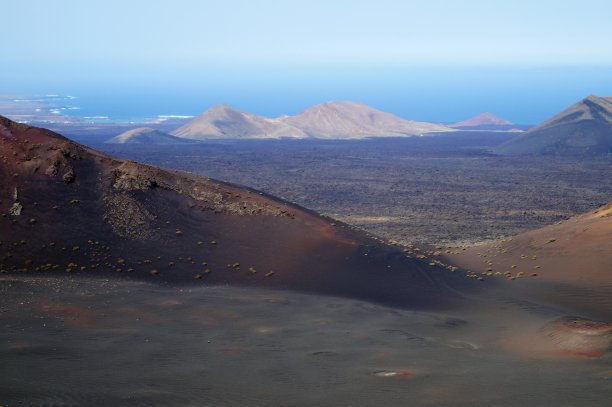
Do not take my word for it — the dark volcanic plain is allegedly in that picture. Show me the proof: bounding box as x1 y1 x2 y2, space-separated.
92 131 612 246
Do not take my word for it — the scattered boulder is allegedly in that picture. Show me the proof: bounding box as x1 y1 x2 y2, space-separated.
46 162 60 176
62 169 75 183
9 202 23 216
113 164 158 190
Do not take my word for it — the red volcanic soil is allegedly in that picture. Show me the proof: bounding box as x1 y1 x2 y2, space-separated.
443 202 612 319
541 316 612 357
0 116 481 310
443 203 612 285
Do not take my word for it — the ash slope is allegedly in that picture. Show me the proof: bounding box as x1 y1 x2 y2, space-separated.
495 96 612 155
171 101 452 140
106 127 193 144
443 202 612 319
444 202 612 285
0 116 477 309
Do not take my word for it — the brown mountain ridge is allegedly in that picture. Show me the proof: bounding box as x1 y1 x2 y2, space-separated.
170 101 453 139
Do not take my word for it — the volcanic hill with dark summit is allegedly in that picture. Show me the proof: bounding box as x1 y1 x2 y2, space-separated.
0 116 479 309
495 95 612 155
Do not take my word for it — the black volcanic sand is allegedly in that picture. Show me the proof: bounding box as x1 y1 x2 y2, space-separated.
1 276 611 407
0 179 484 310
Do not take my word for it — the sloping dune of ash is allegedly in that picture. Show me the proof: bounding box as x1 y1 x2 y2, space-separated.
444 203 612 284
0 116 481 310
443 202 612 318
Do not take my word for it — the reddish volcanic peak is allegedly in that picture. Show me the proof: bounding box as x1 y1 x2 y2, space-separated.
0 115 96 181
1 115 69 143
451 112 512 127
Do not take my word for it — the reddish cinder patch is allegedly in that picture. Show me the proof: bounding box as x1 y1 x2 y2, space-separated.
114 306 159 324
542 316 612 358
188 306 240 326
40 301 100 328
157 299 184 307
556 317 612 336
8 342 34 351
265 297 290 305
557 349 605 359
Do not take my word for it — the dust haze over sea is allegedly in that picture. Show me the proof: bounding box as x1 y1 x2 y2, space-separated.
6 65 612 125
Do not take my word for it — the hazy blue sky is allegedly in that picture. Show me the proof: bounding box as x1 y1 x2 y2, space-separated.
3 0 612 122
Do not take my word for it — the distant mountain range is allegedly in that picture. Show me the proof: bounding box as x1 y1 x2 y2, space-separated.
106 127 193 144
102 96 612 151
450 112 513 128
169 101 453 140
280 101 452 139
495 95 612 155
